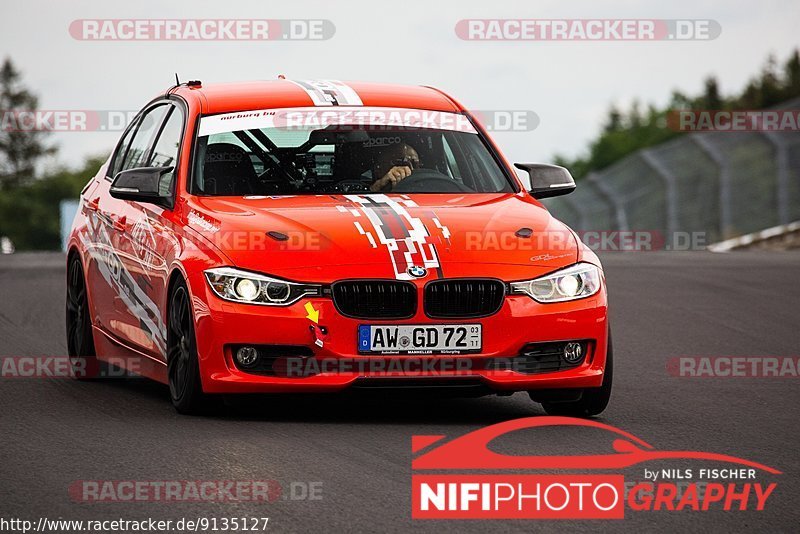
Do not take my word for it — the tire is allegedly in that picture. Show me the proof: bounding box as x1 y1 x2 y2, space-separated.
166 280 214 414
539 332 614 418
66 254 104 379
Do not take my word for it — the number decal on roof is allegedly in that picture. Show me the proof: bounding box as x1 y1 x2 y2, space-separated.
290 79 364 106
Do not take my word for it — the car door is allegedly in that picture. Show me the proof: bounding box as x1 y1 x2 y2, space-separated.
96 103 170 353
121 103 186 359
83 113 139 345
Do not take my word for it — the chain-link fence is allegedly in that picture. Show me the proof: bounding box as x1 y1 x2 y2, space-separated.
544 98 800 246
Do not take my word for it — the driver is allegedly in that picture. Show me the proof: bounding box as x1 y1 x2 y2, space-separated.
369 142 420 192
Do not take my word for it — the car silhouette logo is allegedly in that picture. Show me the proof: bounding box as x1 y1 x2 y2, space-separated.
412 417 781 473
408 265 427 278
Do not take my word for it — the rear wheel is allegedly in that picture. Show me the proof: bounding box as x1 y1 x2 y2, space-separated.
167 281 212 414
537 332 614 418
66 255 103 379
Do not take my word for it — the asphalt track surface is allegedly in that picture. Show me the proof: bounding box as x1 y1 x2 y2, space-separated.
0 251 798 533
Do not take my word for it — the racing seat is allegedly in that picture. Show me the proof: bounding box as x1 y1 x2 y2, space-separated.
203 143 256 195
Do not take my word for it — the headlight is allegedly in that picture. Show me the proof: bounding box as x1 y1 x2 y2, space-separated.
204 267 322 306
510 262 601 303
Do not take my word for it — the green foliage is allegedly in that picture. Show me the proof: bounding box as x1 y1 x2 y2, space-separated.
0 57 56 190
0 157 105 250
0 56 106 250
557 49 800 180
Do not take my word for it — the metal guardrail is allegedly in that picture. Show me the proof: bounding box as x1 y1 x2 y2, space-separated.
544 98 800 246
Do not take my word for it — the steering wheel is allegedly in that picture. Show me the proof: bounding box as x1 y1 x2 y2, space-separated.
391 168 472 193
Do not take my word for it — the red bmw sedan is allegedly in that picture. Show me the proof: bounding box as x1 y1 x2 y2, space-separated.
66 79 611 415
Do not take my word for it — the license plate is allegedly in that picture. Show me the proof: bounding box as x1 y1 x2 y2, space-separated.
358 324 482 354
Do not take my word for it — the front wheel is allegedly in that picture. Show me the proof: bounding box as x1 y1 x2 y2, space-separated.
166 281 214 414
537 332 614 418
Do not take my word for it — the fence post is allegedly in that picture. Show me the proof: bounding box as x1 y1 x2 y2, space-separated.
640 149 679 245
586 172 628 232
691 134 732 239
760 132 791 225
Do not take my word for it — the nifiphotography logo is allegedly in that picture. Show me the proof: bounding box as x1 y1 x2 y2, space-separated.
411 417 780 519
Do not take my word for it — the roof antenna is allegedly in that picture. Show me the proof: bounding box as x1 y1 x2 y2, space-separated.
165 73 182 97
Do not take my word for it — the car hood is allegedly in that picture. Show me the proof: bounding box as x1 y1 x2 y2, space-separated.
186 193 579 282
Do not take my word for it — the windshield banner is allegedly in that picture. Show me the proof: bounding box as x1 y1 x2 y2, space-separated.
199 107 478 136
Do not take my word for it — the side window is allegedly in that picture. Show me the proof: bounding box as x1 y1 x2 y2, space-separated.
442 136 462 181
448 133 510 193
148 107 184 196
120 105 169 173
108 118 139 180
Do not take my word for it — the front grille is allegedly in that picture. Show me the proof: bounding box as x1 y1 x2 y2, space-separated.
332 280 417 319
424 279 506 318
485 341 589 375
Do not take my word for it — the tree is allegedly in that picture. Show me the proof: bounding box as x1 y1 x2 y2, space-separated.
628 100 643 129
668 90 693 110
0 156 105 250
701 77 722 110
0 58 55 191
737 80 760 109
782 49 800 99
602 105 623 133
758 54 782 107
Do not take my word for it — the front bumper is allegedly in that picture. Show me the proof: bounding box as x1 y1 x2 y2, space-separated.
188 271 609 394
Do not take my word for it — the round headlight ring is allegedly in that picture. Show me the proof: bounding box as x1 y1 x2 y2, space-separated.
264 281 291 303
234 278 260 301
557 274 582 297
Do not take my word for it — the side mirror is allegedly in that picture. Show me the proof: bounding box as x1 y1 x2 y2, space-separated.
110 166 174 207
514 163 576 199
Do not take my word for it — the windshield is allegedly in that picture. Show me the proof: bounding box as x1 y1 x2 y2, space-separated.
192 107 515 196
